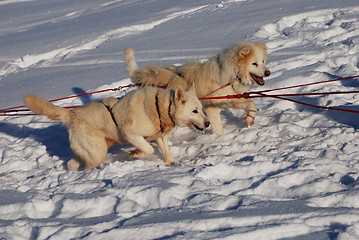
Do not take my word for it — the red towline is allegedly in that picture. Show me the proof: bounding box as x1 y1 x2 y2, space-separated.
1 75 359 116
198 75 359 114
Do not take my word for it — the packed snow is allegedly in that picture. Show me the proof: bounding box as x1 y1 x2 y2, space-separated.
1 0 359 239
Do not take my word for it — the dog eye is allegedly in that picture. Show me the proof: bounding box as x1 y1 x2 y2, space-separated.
252 62 258 66
192 109 198 114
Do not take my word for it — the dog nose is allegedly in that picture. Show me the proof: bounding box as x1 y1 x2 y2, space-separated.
264 70 271 77
205 121 210 128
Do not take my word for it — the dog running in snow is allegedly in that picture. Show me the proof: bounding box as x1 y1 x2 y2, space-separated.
124 42 270 135
24 86 209 170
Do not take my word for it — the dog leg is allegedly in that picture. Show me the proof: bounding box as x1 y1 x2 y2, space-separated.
68 129 108 170
205 107 223 135
70 141 108 170
245 111 256 127
228 99 256 127
125 133 155 158
156 135 175 165
241 99 256 127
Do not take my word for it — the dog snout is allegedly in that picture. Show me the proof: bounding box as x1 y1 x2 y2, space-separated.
202 111 210 128
205 121 210 128
264 70 271 77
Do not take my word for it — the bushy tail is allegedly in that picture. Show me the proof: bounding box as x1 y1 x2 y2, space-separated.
124 47 189 89
24 94 72 124
124 47 139 79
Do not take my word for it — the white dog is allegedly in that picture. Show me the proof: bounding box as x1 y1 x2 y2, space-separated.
24 86 209 170
124 42 270 134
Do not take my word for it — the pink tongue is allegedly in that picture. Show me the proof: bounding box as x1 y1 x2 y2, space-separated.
251 73 265 85
257 77 265 85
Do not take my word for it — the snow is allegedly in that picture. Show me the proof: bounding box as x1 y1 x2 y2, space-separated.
1 0 359 239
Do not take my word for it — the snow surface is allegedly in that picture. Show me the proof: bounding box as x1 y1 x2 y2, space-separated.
1 0 359 239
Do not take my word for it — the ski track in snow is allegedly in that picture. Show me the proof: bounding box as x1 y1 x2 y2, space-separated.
0 4 208 78
1 1 359 239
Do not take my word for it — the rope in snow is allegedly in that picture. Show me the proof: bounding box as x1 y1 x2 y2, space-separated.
1 75 359 116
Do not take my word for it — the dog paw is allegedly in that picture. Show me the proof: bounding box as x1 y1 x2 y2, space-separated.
129 149 144 158
245 115 255 127
165 159 176 165
67 159 81 171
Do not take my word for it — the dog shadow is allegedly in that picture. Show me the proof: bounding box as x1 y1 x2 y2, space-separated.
276 96 359 129
0 121 136 168
72 87 93 105
0 88 89 167
73 87 124 105
295 73 359 129
0 122 72 163
221 109 248 130
105 143 141 165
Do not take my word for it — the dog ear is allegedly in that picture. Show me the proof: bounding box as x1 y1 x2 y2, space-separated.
239 47 251 57
175 86 186 104
255 42 267 50
236 46 251 63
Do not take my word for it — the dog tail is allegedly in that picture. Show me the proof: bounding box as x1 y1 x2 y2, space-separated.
124 47 139 79
124 47 189 89
24 94 72 124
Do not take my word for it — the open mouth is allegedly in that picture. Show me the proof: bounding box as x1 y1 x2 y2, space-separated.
191 123 204 131
250 73 265 86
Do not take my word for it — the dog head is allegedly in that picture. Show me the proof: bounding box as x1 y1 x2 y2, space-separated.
173 86 210 131
221 42 270 86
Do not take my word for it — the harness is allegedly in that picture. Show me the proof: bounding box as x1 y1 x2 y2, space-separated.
104 104 118 127
102 93 176 139
155 93 176 134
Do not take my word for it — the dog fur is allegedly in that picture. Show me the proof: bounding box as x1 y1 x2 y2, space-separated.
124 42 270 135
24 86 208 170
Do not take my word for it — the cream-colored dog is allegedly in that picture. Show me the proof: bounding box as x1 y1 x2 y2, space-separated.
24 86 208 170
124 42 270 134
